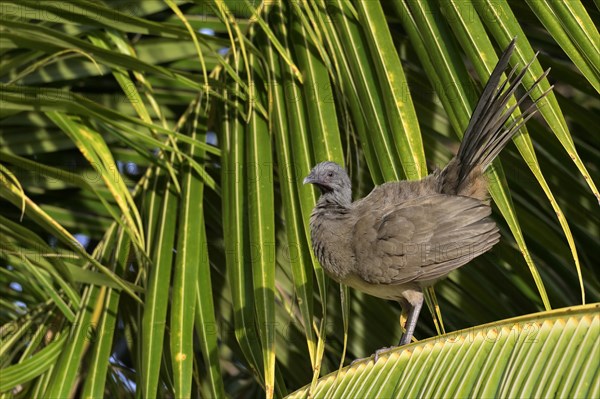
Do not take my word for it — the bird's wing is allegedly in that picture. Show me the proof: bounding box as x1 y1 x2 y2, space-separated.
356 176 440 208
351 194 499 285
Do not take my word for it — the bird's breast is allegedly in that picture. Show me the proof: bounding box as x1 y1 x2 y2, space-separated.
309 210 354 281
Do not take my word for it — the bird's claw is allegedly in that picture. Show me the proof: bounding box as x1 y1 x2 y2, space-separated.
373 345 397 362
350 346 396 365
350 356 367 365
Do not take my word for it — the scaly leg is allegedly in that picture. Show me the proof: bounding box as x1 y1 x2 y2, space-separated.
398 292 424 346
367 291 425 363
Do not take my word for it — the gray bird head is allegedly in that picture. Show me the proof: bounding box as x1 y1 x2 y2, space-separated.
303 161 352 205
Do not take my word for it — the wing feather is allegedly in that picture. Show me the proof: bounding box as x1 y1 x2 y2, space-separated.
351 194 498 285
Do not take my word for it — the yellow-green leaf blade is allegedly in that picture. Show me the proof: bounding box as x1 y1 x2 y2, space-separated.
247 46 277 398
355 0 427 180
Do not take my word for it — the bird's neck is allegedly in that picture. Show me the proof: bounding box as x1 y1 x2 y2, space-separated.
316 190 352 210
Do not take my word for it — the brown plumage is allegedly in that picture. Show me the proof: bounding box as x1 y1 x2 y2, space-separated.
304 39 552 352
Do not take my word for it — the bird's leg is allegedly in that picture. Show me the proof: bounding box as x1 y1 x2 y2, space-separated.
398 291 424 346
372 301 411 362
362 293 425 363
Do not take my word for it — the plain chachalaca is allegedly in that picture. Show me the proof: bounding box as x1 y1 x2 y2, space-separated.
304 39 551 354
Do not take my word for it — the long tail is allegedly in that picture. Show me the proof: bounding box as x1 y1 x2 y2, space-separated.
443 39 552 195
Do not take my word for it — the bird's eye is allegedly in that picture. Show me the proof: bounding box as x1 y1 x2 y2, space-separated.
327 171 334 177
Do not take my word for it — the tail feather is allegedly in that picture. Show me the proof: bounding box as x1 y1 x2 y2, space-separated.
450 39 551 189
455 40 517 170
479 83 553 170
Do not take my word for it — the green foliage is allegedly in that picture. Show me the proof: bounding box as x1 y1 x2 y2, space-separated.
288 304 600 399
0 1 598 398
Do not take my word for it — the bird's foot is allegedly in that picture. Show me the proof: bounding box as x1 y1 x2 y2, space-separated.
349 345 400 365
374 345 397 362
350 356 368 365
349 350 388 365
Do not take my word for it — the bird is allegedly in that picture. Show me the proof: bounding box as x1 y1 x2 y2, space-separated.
303 39 551 356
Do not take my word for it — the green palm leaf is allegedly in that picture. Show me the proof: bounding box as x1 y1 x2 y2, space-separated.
287 304 600 398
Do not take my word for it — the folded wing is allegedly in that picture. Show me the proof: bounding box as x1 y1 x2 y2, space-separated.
352 194 499 285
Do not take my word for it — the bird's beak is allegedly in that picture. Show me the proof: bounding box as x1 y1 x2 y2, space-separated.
303 173 315 185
